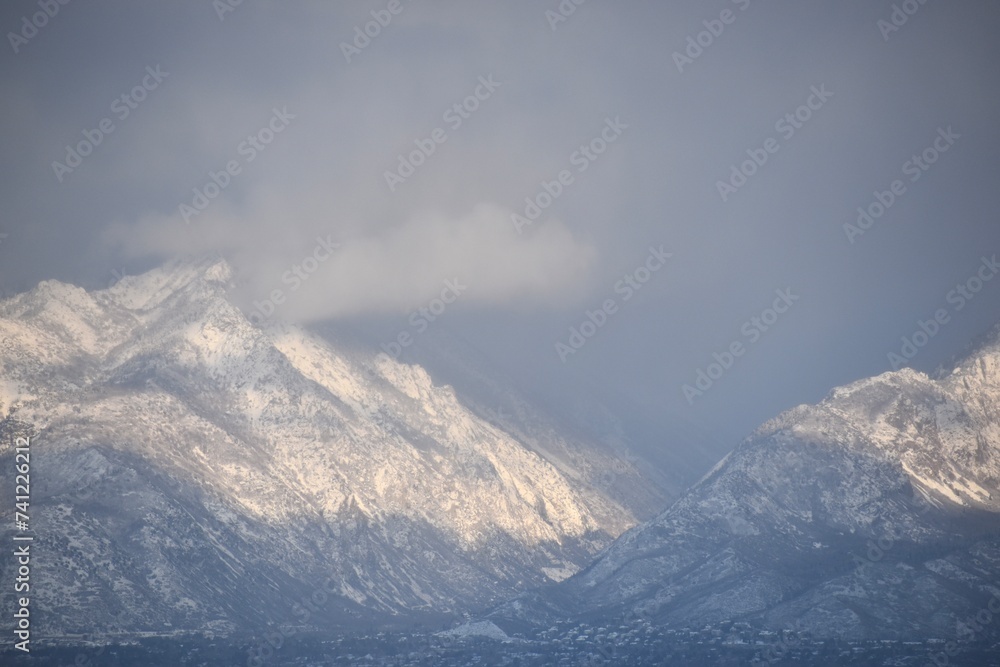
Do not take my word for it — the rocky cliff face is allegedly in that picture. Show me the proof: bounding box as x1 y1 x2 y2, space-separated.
0 258 663 636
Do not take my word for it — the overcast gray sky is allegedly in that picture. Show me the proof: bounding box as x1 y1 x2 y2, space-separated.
3 0 1000 469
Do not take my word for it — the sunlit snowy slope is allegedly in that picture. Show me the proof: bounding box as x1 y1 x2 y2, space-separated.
0 257 665 636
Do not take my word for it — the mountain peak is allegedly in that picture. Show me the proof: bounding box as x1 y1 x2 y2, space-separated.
103 254 233 312
199 256 234 285
0 258 663 635
497 314 1000 640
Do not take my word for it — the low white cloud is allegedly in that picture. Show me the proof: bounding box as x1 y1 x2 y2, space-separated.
108 202 595 321
267 203 596 321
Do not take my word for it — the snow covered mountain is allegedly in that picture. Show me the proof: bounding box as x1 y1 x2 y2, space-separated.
0 257 666 637
495 325 1000 640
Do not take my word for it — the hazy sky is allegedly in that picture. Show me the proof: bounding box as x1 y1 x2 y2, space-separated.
3 1 1000 468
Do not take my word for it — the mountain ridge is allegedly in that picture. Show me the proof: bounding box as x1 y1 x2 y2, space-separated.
490 318 1000 640
0 257 664 636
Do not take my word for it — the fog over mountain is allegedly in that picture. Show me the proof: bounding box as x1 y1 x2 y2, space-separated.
495 322 1000 640
2 1 1000 665
3 1 1000 453
0 259 669 633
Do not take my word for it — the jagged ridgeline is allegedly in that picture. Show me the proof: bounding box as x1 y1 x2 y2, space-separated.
0 258 667 636
494 326 1000 641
